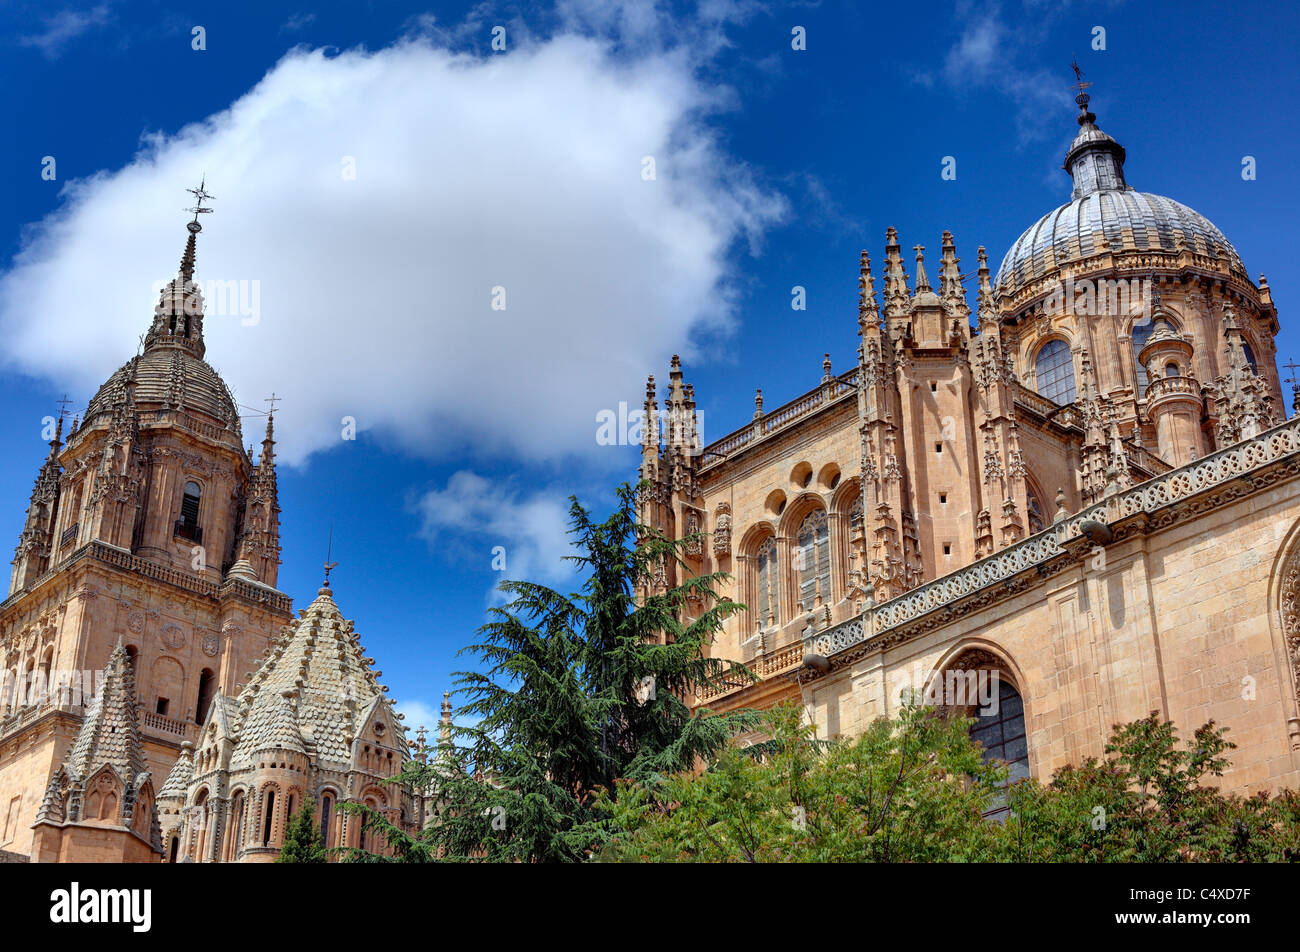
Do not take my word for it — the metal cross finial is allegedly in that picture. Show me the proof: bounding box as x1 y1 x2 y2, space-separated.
264 392 281 418
55 393 73 420
184 176 216 228
1282 358 1300 385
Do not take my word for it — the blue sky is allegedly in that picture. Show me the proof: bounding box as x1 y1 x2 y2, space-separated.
1 0 1298 730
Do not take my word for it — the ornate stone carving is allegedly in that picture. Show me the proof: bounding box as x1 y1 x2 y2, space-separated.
160 624 185 650
712 504 731 557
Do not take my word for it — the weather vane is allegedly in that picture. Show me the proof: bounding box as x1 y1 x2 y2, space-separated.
264 392 281 418
323 522 338 587
1283 358 1300 417
1070 58 1093 111
184 176 216 233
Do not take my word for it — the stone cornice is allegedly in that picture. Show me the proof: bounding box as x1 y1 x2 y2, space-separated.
0 540 292 618
789 415 1300 683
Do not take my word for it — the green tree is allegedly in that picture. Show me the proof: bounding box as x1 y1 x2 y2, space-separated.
341 481 757 862
1001 712 1300 862
603 705 1300 863
601 701 1007 862
276 802 326 863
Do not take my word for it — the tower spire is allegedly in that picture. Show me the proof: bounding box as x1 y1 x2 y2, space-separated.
1070 58 1095 126
180 176 214 285
1063 64 1127 199
147 178 215 357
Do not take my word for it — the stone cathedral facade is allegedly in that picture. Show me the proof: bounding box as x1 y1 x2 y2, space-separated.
0 212 424 862
641 92 1300 795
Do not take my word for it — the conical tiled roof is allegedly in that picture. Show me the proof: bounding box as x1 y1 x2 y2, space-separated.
229 584 403 770
159 742 194 801
66 639 148 783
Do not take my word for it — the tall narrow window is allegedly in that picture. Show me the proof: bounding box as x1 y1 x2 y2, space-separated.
261 790 275 847
321 794 334 849
756 538 778 627
176 481 202 542
1034 339 1076 404
226 793 245 862
1131 321 1154 397
797 510 831 610
195 668 215 724
1242 341 1258 373
1026 485 1046 535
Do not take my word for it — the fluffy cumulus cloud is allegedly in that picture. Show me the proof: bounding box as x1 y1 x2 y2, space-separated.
0 22 784 466
415 470 580 596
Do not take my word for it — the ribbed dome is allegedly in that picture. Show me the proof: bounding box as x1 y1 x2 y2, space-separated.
85 345 240 429
994 94 1246 298
995 190 1244 296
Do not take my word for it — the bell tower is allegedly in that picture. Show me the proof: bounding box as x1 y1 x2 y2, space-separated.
0 183 294 860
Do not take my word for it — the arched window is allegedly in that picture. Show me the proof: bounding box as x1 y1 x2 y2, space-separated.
193 789 210 859
1164 362 1179 378
1026 485 1046 535
1131 320 1155 396
261 790 276 847
797 510 830 610
176 481 202 542
226 792 245 862
1034 339 1076 404
756 538 778 627
195 668 215 724
359 796 378 853
969 676 1029 820
320 793 335 849
169 836 179 863
1242 341 1258 373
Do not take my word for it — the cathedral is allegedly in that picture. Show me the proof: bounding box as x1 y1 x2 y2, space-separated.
2 78 1299 864
641 87 1300 795
0 200 428 862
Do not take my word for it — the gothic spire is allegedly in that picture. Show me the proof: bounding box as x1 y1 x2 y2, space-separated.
939 231 963 304
882 227 910 319
858 250 878 328
146 178 214 358
66 638 148 782
229 406 282 585
9 410 66 595
976 246 997 325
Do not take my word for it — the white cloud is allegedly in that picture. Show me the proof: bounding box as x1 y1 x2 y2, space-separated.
920 0 1080 143
280 13 317 33
415 471 579 597
18 3 112 59
0 23 785 466
393 697 443 735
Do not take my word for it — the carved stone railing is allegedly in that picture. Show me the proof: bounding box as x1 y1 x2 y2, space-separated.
141 710 192 738
787 415 1300 669
698 369 858 471
803 615 866 659
0 701 82 744
696 641 805 702
1 540 291 615
1123 440 1174 476
1144 375 1202 405
865 415 1300 642
1011 382 1083 429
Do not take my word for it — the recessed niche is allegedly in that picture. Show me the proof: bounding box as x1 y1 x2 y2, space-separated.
765 489 787 517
